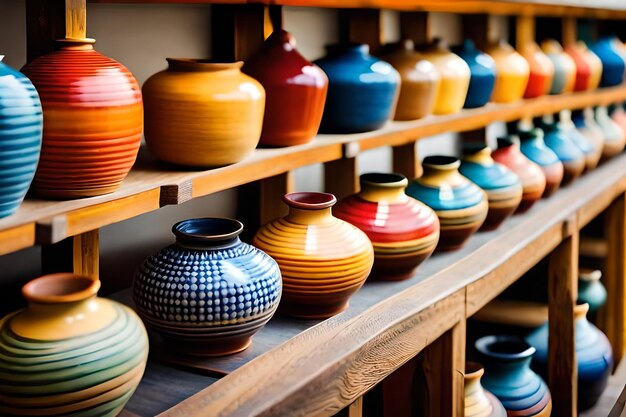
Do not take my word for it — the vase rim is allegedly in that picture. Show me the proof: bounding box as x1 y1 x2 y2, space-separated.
497 136 519 149
173 217 243 245
579 268 602 282
283 192 337 210
166 59 244 71
22 273 100 304
475 335 536 360
465 361 485 379
462 143 490 155
422 155 460 170
518 128 543 140
55 37 96 50
574 303 590 317
360 172 408 188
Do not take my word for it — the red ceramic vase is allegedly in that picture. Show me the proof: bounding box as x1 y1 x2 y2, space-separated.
521 42 554 99
242 30 328 147
565 42 603 92
22 39 142 198
333 173 440 281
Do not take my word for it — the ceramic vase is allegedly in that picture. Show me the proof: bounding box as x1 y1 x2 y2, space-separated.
572 109 606 164
459 145 522 231
595 105 626 159
609 103 626 137
591 37 626 87
253 192 374 318
517 128 563 197
521 41 555 99
334 173 439 281
21 38 142 198
464 362 507 417
143 59 264 167
380 40 440 120
452 40 496 108
487 40 529 103
475 336 552 417
538 119 585 184
492 137 546 213
565 41 603 91
406 156 488 251
0 273 148 416
578 269 607 314
315 44 399 133
0 56 42 217
133 218 281 356
417 39 470 115
242 29 327 147
541 39 576 94
559 110 602 171
526 303 613 411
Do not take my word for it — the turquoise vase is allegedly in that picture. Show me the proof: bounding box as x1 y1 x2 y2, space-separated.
537 118 585 185
577 269 607 314
517 127 563 197
452 40 497 109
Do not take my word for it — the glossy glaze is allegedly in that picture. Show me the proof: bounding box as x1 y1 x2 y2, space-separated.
541 40 576 94
565 41 603 91
21 39 142 198
487 41 529 103
0 273 148 416
315 44 399 133
242 30 327 147
526 304 613 411
465 362 507 417
452 40 496 108
334 173 439 280
492 138 546 213
559 110 602 171
578 269 607 314
596 105 626 159
406 156 488 251
253 192 374 318
476 336 552 417
143 59 264 167
538 119 585 184
134 218 281 355
380 40 440 120
517 128 563 197
460 145 522 230
520 41 554 99
609 103 626 137
591 37 626 87
417 39 470 115
0 56 42 217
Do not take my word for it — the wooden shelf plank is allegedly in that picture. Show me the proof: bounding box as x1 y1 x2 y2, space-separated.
472 300 549 328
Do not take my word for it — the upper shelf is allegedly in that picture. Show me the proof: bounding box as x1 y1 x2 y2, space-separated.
0 85 625 255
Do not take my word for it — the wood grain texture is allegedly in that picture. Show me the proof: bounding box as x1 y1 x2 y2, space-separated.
347 397 363 417
73 230 99 280
392 143 421 180
0 224 35 256
65 0 86 39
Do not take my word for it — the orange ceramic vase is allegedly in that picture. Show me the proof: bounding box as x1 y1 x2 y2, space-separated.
541 40 577 94
487 41 530 103
521 41 554 99
21 39 142 198
253 192 374 319
565 41 603 92
143 59 265 167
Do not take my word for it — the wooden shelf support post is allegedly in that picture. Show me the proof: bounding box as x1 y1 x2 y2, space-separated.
339 8 382 52
259 172 295 226
392 142 422 180
324 156 359 201
65 0 86 39
516 14 536 51
562 16 577 47
42 230 100 280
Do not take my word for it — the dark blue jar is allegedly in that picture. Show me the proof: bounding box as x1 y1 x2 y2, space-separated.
0 56 42 218
452 40 496 108
590 37 626 87
315 44 400 133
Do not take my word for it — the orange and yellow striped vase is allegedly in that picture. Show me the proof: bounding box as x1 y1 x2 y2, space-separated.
253 192 374 319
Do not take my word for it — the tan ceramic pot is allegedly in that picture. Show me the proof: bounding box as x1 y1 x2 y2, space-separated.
541 39 577 95
143 59 265 167
487 41 530 103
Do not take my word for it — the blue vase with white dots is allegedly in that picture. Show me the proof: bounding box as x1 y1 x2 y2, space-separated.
133 217 282 356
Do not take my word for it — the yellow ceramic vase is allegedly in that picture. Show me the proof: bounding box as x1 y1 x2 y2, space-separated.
487 41 530 103
253 192 374 319
143 59 265 167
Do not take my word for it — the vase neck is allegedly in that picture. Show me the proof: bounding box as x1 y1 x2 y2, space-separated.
287 206 333 225
173 218 244 250
176 236 241 250
358 173 408 204
485 356 533 381
166 59 243 74
421 157 464 187
463 146 494 165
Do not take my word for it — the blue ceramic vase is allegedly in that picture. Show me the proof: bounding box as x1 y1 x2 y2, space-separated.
578 269 607 314
452 40 497 109
459 145 522 230
476 335 552 417
538 118 585 185
559 110 602 171
518 128 563 197
591 37 626 87
133 218 282 356
525 303 613 411
0 56 42 218
315 44 400 133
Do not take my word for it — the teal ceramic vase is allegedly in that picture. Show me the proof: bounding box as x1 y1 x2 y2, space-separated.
537 118 585 185
517 128 563 197
578 269 607 314
595 105 626 159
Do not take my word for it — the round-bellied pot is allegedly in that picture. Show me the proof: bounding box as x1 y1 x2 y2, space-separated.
572 109 606 163
526 303 613 411
452 40 496 109
595 105 626 159
520 41 554 99
0 273 148 416
609 103 626 137
253 192 374 318
380 40 440 120
492 137 546 213
143 59 264 167
517 128 563 197
133 218 281 356
460 145 522 231
0 55 42 217
475 336 552 417
538 119 585 184
242 29 327 147
333 173 439 281
314 44 399 133
417 39 470 115
565 41 603 92
406 156 488 252
559 110 602 172
486 40 529 103
464 362 507 417
541 39 576 94
21 38 142 198
591 37 626 87
578 269 607 314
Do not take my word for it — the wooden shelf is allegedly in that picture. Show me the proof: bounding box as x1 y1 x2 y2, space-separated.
1 85 625 253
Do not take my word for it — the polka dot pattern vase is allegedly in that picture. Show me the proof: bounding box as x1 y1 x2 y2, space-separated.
133 217 282 356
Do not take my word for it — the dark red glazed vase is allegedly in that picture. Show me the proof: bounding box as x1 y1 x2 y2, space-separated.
243 30 328 147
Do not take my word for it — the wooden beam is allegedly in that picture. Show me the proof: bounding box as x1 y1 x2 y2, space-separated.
562 16 577 47
399 11 430 44
392 143 422 180
65 0 86 39
516 14 535 50
324 157 359 201
339 9 382 52
25 0 66 61
347 397 363 417
210 4 267 62
72 230 99 280
462 14 489 50
259 172 295 226
382 358 417 417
